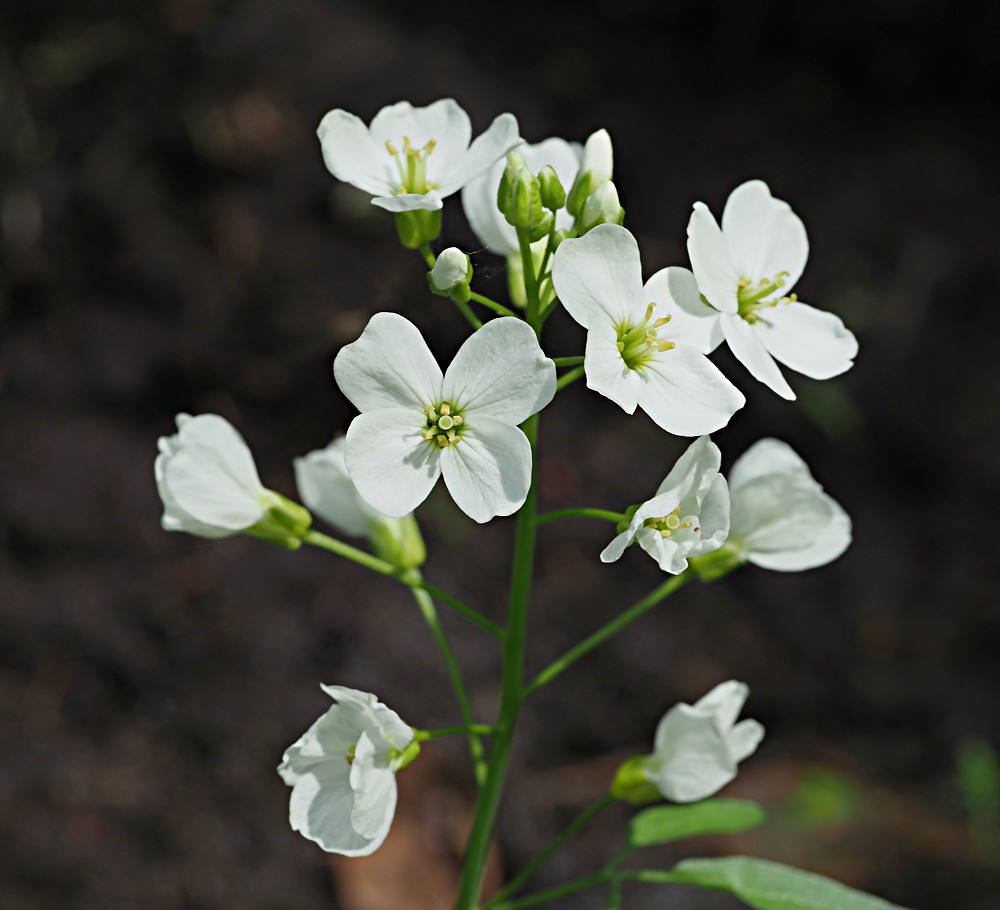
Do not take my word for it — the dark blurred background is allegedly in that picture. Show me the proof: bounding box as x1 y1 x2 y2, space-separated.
2 1 999 908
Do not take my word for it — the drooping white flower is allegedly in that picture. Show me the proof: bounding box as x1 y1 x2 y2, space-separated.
318 99 520 213
278 686 417 856
333 313 556 523
601 436 730 574
686 180 858 400
461 136 580 257
551 224 745 436
155 413 269 538
727 438 851 571
614 681 764 804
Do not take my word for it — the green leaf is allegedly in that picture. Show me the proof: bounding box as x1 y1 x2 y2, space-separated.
628 799 767 847
633 856 912 910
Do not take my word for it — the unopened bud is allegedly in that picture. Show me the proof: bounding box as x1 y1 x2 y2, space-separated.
504 166 544 229
428 247 472 300
537 165 566 211
566 128 614 216
527 211 554 243
497 150 527 214
580 181 624 233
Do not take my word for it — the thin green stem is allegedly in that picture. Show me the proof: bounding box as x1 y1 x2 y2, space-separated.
538 290 561 324
470 291 519 319
523 571 692 697
418 242 437 268
488 873 612 910
555 365 585 391
408 579 489 787
301 530 502 638
551 356 584 367
535 507 624 527
486 793 614 906
517 229 539 325
415 724 497 741
454 297 483 330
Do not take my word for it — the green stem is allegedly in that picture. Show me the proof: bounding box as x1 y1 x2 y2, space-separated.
415 724 497 741
538 290 561 324
486 793 614 906
523 571 692 697
517 229 539 325
555 365 585 391
470 291 519 319
408 579 489 787
301 530 502 638
454 297 483 330
454 415 540 909
489 873 612 910
535 508 624 527
551 356 584 367
418 242 437 268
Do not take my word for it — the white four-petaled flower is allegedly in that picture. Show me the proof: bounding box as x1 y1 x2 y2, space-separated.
727 438 851 571
334 313 556 523
601 436 730 574
643 681 764 803
155 413 272 538
551 224 745 435
686 179 859 400
318 99 520 212
278 686 414 856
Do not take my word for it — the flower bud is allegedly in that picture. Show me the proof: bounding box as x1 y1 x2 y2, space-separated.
527 211 554 243
497 150 527 214
394 209 442 249
369 515 427 570
504 165 544 229
566 128 613 216
537 165 566 211
428 247 473 303
580 181 624 233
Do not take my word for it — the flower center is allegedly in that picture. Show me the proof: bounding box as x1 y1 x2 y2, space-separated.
643 506 700 538
421 401 465 448
736 272 797 323
385 136 437 195
615 302 675 371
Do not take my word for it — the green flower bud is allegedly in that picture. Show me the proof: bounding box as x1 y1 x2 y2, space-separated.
527 211 554 243
504 166 544 229
246 491 313 550
538 165 566 211
394 209 442 249
369 514 427 571
611 755 661 805
497 150 527 215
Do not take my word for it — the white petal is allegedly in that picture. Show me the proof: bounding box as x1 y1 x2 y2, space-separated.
317 109 396 196
644 267 724 354
349 733 397 841
728 438 808 492
600 528 633 564
155 450 234 538
655 436 722 505
687 474 731 556
286 756 376 855
442 318 555 424
755 301 858 380
334 312 443 413
686 202 739 314
692 680 749 730
721 312 795 400
637 529 690 574
344 410 441 518
319 685 413 750
729 719 765 763
583 322 640 414
635 345 745 436
551 224 643 329
368 99 472 179
371 191 444 212
649 705 737 803
436 112 521 196
294 439 378 537
439 417 531 522
164 414 265 529
721 180 808 291
746 500 851 572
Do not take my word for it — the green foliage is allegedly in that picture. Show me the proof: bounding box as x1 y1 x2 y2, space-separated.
628 799 767 847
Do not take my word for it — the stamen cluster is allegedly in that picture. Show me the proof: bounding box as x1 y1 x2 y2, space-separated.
421 401 465 448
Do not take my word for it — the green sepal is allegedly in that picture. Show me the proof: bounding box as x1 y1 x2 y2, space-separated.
689 543 745 582
566 167 593 218
245 492 312 550
527 211 554 243
538 164 566 211
369 515 427 570
390 737 422 772
611 755 661 805
394 209 442 249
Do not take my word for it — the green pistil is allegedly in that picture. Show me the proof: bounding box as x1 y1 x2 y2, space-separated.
615 303 675 371
422 401 465 448
642 506 697 538
736 272 797 323
345 742 356 765
386 136 437 195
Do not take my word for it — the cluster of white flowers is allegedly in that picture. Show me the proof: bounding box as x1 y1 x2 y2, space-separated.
152 97 860 863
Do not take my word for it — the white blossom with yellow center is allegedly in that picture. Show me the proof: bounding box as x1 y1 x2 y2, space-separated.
317 98 520 213
686 179 858 400
334 313 555 523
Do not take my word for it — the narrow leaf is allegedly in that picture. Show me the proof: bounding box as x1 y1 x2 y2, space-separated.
629 799 766 847
634 856 913 910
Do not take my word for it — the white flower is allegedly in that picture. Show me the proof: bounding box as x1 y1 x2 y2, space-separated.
156 413 272 538
333 313 556 523
428 247 471 293
567 128 614 216
461 136 580 257
278 686 415 856
727 438 851 571
686 179 858 400
601 436 730 574
318 99 520 213
643 681 764 803
551 224 745 436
